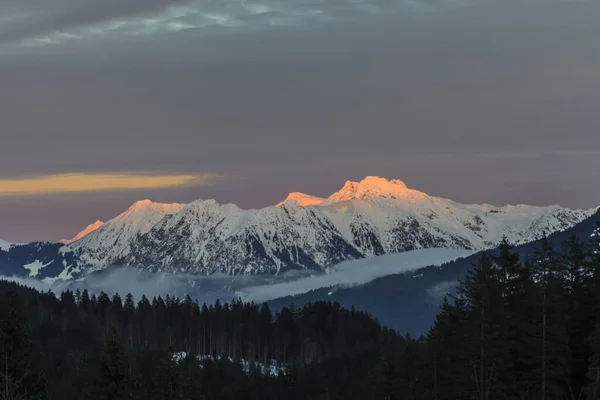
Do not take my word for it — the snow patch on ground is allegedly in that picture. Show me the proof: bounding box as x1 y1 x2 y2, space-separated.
172 353 287 377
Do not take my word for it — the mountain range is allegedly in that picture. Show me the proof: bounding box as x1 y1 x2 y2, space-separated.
0 176 596 283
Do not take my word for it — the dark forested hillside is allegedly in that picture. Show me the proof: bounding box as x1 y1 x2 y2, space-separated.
1 225 600 399
0 279 410 399
269 210 600 335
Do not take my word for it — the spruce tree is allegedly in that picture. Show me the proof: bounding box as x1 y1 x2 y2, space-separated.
85 328 131 400
178 354 202 400
154 347 180 400
492 239 539 399
586 229 600 400
531 239 572 399
426 297 472 400
456 253 505 400
372 350 403 400
561 235 593 398
0 291 46 400
587 324 600 399
503 258 541 399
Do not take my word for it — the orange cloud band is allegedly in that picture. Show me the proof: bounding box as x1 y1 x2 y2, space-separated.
0 173 216 196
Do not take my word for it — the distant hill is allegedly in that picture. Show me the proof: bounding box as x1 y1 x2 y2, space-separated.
268 210 600 336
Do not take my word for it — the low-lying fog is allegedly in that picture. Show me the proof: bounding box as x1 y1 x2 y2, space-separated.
2 248 474 305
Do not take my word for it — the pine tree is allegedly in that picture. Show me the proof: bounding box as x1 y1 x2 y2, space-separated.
85 328 131 400
154 347 180 400
0 291 46 400
502 258 541 399
561 235 593 399
178 354 202 400
456 253 505 400
587 324 600 400
126 354 143 400
491 238 522 398
531 239 571 399
372 350 403 400
588 224 600 319
123 294 135 349
259 303 273 365
426 297 472 400
491 240 544 399
493 237 521 296
586 229 600 400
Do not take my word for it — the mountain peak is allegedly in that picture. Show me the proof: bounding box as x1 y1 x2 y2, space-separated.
325 176 425 204
276 192 325 207
60 220 104 244
128 199 155 209
360 176 408 189
124 199 184 214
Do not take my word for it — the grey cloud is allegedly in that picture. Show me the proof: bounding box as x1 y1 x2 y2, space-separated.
0 0 513 45
1 1 600 241
0 0 192 43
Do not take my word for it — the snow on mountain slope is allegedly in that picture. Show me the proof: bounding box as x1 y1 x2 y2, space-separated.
64 200 184 270
125 199 361 274
60 220 104 244
276 192 325 207
0 240 79 281
23 260 54 278
0 239 15 251
323 176 425 205
319 176 592 255
62 176 594 276
1 176 596 279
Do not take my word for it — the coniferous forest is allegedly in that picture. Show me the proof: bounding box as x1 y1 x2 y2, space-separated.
0 232 599 399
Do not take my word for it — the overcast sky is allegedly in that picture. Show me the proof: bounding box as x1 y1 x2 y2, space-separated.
1 0 599 242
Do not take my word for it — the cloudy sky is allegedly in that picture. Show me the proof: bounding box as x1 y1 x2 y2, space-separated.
1 0 599 242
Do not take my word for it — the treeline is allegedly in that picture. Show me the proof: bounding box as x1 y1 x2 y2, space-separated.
0 230 599 399
0 280 408 399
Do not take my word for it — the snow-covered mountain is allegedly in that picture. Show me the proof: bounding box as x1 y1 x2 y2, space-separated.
60 220 104 244
276 192 325 207
0 176 596 280
66 200 184 271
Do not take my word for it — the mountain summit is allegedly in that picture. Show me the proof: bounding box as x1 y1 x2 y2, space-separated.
60 220 104 244
1 176 597 280
324 176 426 204
276 192 325 207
